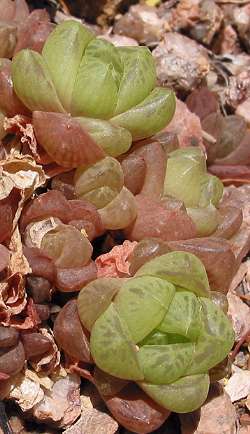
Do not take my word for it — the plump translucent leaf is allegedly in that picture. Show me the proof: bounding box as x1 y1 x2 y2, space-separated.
214 206 242 240
138 343 195 385
75 156 124 206
187 298 234 375
140 331 190 346
104 382 170 434
99 187 137 230
139 374 209 413
41 224 92 268
136 251 210 297
114 276 175 343
199 174 223 208
158 291 202 340
42 20 94 111
114 46 156 115
111 87 176 140
90 303 144 381
72 39 121 118
75 117 132 156
82 187 118 209
11 49 64 112
163 147 206 207
77 277 123 331
94 367 129 397
81 38 123 86
187 205 221 237
33 111 105 168
72 62 118 118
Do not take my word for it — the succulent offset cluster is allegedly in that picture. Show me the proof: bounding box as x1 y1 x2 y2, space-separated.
164 147 224 236
0 13 241 434
10 20 175 165
78 251 234 414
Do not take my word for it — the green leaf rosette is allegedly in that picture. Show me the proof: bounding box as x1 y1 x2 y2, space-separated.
163 147 224 236
11 20 176 160
77 251 234 413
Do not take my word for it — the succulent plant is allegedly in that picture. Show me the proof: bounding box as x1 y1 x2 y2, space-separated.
78 251 234 413
74 156 137 230
10 20 176 166
163 147 224 236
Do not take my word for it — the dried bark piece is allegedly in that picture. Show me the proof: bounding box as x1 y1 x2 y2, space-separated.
64 407 118 434
54 300 91 363
113 4 165 45
153 33 210 93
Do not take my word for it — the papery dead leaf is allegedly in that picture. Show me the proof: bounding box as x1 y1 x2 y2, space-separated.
31 327 60 375
8 371 45 411
225 366 250 402
227 292 250 341
33 374 81 428
96 240 137 278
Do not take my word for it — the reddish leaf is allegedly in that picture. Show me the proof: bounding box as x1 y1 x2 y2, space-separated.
33 112 105 168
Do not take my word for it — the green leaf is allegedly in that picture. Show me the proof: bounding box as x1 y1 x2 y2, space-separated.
75 117 132 156
199 174 224 208
77 277 123 330
158 291 202 340
114 276 175 343
138 343 195 385
139 374 209 413
114 46 156 115
136 251 210 297
163 147 206 207
83 38 123 86
11 50 65 112
187 205 221 237
111 87 176 140
42 20 94 111
98 186 137 230
187 298 235 375
71 39 120 118
74 156 124 199
90 303 144 381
